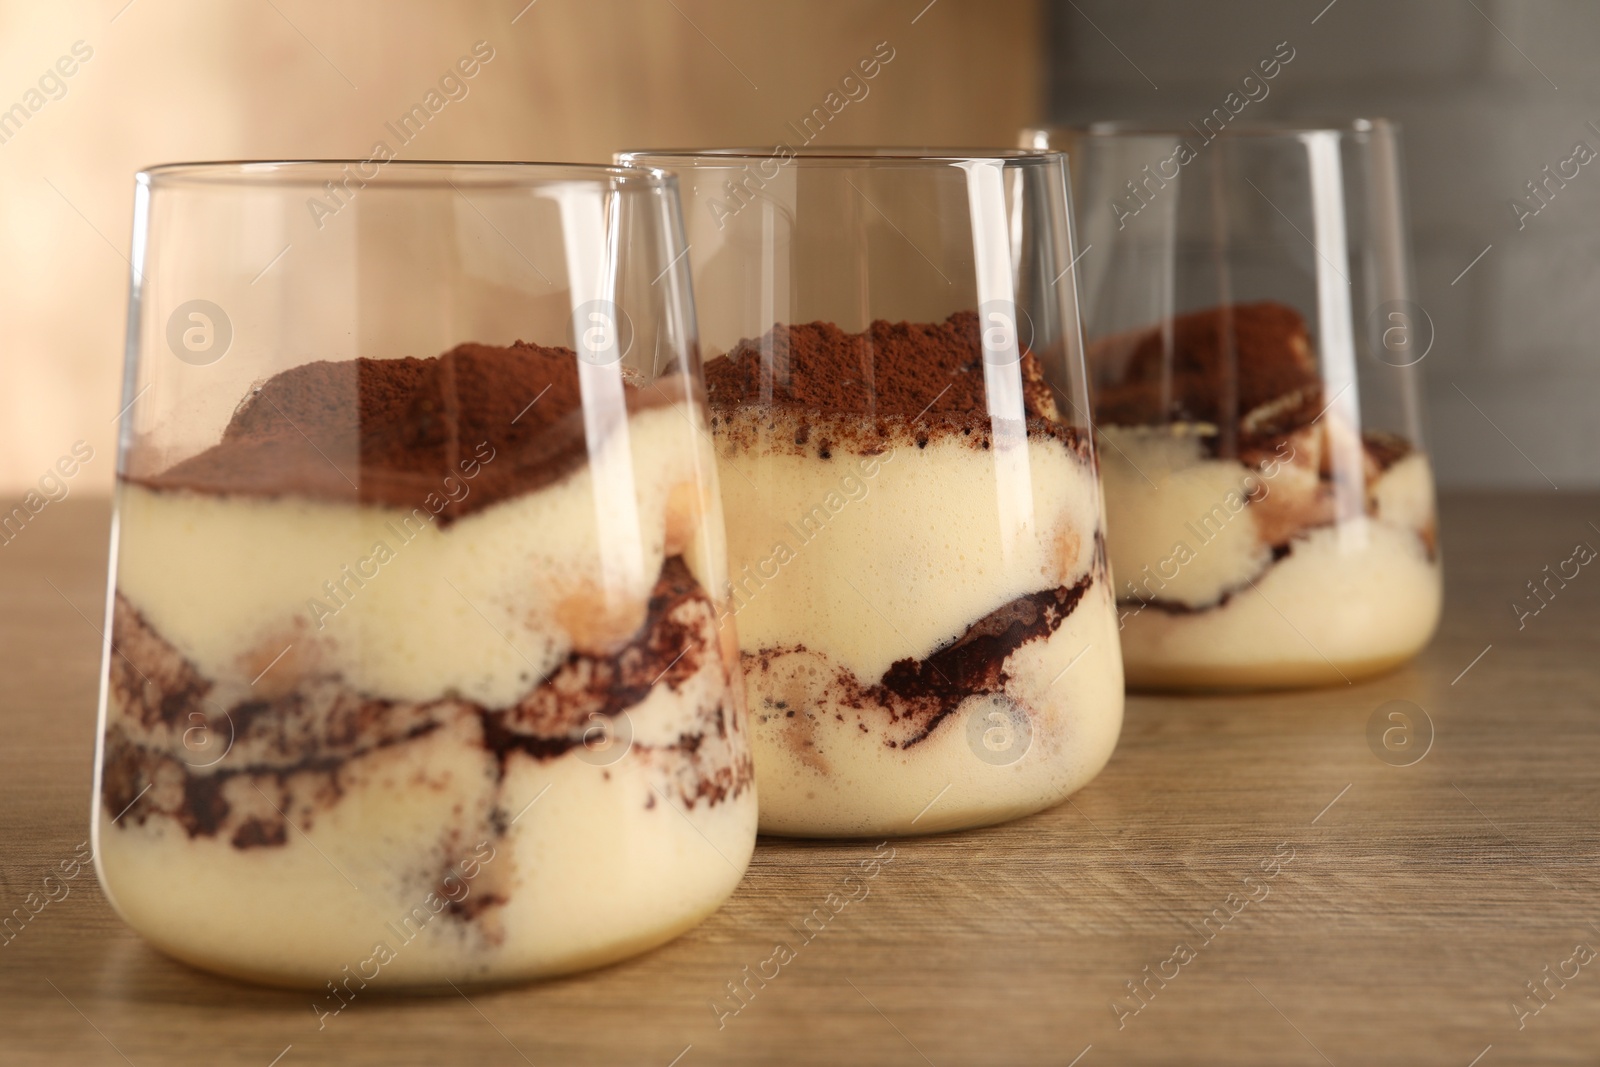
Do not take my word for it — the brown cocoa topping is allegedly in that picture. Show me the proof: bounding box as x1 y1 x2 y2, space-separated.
133 341 675 523
706 311 1056 417
705 311 1090 458
1092 301 1414 472
1091 301 1322 428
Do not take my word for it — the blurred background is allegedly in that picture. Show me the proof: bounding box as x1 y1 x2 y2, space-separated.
0 0 1592 492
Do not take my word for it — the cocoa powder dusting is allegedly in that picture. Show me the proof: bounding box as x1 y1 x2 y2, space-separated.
1092 300 1412 470
705 311 1087 458
134 341 671 523
1092 301 1322 427
706 311 1059 418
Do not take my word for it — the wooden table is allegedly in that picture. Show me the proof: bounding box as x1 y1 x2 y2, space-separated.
3 493 1597 1066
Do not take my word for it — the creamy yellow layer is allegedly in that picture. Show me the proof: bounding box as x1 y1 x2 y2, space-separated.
1100 423 1442 687
715 420 1105 679
114 401 727 710
750 577 1125 837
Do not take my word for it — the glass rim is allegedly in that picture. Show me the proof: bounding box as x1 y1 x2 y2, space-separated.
137 159 679 190
617 146 1063 168
1028 117 1398 140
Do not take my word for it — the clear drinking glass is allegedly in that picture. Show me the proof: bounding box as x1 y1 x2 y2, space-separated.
1026 120 1441 691
93 161 756 989
618 147 1125 837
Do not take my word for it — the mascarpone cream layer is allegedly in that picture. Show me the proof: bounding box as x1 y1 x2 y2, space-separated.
714 415 1105 681
114 402 728 709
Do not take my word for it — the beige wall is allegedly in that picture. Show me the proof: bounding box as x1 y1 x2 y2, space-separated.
0 0 1038 493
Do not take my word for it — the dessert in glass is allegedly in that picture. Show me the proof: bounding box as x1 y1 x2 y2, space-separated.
1027 120 1441 690
619 147 1124 837
93 162 756 988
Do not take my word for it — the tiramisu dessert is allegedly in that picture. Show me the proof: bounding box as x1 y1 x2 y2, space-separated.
1092 301 1441 690
704 311 1124 837
94 342 757 988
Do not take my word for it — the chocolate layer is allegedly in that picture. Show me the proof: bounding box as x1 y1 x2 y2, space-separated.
1118 542 1292 617
102 556 754 849
745 572 1093 754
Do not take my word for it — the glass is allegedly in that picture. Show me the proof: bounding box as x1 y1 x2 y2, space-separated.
1026 120 1441 691
93 161 755 989
618 147 1125 837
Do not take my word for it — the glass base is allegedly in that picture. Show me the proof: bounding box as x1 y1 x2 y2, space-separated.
1125 648 1423 694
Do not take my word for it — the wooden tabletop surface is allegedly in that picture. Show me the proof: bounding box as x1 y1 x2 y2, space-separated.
3 492 1598 1066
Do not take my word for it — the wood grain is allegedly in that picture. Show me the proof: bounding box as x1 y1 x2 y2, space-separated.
2 492 1598 1066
